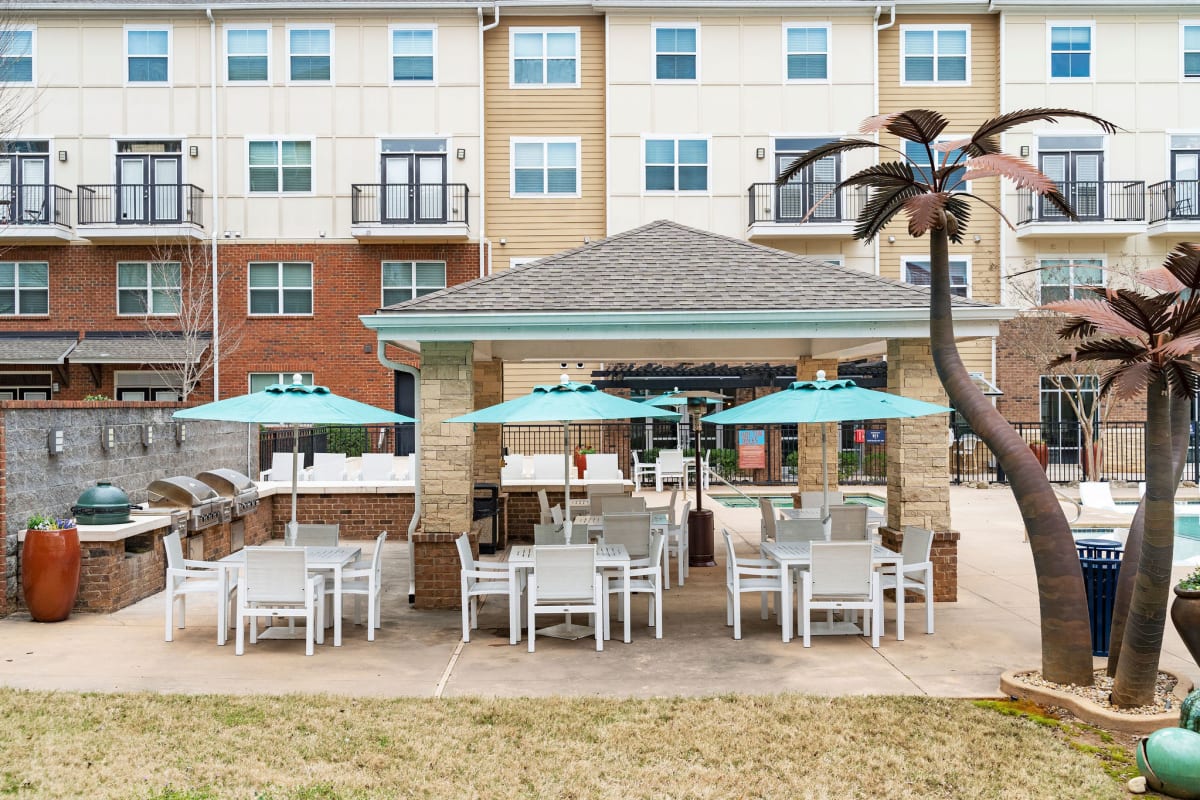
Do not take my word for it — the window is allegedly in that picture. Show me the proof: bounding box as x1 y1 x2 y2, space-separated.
0 261 47 315
654 25 698 81
1184 24 1200 79
0 29 33 84
1039 258 1103 304
901 26 968 84
288 26 331 81
644 138 708 192
250 372 313 393
903 256 971 298
117 262 181 315
785 25 828 81
392 26 435 82
126 27 169 83
248 262 312 315
511 138 579 197
511 28 578 86
226 27 269 82
1049 24 1092 79
247 139 312 193
382 261 445 306
905 139 968 190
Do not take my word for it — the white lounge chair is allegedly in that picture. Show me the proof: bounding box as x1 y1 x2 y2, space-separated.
501 454 526 482
394 453 416 481
308 452 348 481
1079 481 1130 514
260 451 300 482
359 453 396 481
163 531 237 646
583 453 623 481
532 454 567 481
235 547 325 656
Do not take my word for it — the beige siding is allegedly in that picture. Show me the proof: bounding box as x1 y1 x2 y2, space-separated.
503 361 605 400
484 15 606 271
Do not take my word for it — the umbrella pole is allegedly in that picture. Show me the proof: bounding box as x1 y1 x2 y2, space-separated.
821 423 830 522
563 421 572 545
289 423 300 542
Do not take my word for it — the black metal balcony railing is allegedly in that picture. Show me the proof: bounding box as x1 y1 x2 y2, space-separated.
77 183 204 228
0 183 72 228
1016 181 1145 225
748 182 865 227
351 183 469 226
1149 180 1200 224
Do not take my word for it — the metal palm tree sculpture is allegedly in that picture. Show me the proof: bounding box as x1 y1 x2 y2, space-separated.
778 108 1115 685
1047 243 1200 706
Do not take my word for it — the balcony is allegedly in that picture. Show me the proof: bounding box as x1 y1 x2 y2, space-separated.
746 182 865 240
76 183 205 242
1015 181 1145 238
350 183 470 241
0 184 76 243
1148 180 1200 237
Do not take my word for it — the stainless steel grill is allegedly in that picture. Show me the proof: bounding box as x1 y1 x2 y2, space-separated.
195 468 260 518
145 476 231 532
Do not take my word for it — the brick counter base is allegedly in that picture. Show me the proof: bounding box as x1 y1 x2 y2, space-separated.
270 493 415 541
504 487 631 543
879 526 959 603
412 520 490 610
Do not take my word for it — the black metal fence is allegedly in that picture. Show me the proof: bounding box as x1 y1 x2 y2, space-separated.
747 182 866 226
1016 181 1145 224
77 183 205 227
350 183 469 226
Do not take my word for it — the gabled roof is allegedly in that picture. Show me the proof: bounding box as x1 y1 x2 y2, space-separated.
381 220 987 315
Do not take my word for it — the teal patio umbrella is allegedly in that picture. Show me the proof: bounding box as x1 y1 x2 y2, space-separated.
174 374 416 534
701 371 950 516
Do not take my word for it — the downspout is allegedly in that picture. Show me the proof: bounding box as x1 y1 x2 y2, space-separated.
996 9 1006 404
479 5 500 277
206 7 220 400
872 5 895 277
378 343 421 603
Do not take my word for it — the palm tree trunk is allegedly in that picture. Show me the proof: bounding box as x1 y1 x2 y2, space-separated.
1111 378 1177 707
1106 397 1190 677
928 227 1093 685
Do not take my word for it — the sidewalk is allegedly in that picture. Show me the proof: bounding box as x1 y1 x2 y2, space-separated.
1 485 1196 698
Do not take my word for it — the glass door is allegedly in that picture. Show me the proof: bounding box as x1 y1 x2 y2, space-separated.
1039 151 1103 220
117 154 181 224
151 156 181 223
414 155 446 223
774 146 839 223
381 154 412 223
1172 150 1200 220
117 156 147 223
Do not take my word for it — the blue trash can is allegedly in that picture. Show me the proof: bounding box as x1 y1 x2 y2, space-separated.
1075 538 1124 657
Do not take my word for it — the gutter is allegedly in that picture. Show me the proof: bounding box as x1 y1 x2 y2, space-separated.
376 343 421 604
871 5 894 277
478 5 500 278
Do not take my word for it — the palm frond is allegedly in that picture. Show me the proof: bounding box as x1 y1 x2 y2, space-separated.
1040 188 1078 220
838 161 922 191
1166 360 1200 399
1106 290 1175 338
1108 361 1155 401
860 109 949 144
902 192 950 238
1039 298 1149 338
1055 316 1098 340
960 154 1057 193
965 108 1119 156
854 184 924 243
776 139 880 185
1139 267 1186 294
1166 294 1200 340
1059 337 1150 363
1162 243 1200 292
942 195 972 244
1154 333 1200 360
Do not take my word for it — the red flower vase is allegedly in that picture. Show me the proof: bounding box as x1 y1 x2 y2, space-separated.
21 528 81 622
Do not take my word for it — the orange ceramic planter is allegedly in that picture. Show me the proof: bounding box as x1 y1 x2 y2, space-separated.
21 528 81 622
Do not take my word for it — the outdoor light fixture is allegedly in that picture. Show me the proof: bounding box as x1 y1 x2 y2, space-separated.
175 423 187 444
189 145 199 157
57 150 67 162
142 424 154 447
47 428 64 455
887 235 896 243
456 148 466 160
499 238 506 246
1020 145 1030 157
755 147 766 159
101 426 115 451
974 234 982 243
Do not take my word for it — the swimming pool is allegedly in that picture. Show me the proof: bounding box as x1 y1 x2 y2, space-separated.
711 493 885 509
1074 509 1200 565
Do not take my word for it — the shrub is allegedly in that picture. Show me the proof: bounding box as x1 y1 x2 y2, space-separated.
326 425 368 458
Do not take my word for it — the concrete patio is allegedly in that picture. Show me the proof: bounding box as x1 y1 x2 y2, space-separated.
2 485 1196 699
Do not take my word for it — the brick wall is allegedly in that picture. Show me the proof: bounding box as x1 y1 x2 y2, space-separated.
269 492 414 541
880 526 960 602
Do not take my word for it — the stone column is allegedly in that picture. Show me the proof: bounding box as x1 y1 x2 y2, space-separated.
882 338 958 601
414 341 474 609
472 358 503 486
793 357 839 499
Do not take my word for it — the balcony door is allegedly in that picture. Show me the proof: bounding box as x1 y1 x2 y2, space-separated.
117 154 181 224
0 154 48 224
1038 150 1103 220
1172 149 1200 220
774 138 839 223
381 153 446 224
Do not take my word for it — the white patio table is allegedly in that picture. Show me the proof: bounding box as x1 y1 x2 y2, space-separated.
220 545 361 647
507 543 632 643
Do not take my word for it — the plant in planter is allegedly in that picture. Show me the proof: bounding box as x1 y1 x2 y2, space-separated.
574 445 595 479
1027 440 1049 470
21 514 80 622
1172 567 1200 669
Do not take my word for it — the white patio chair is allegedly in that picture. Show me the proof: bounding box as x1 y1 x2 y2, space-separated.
456 533 521 645
664 500 690 589
532 454 566 481
537 489 553 524
654 449 687 492
328 530 387 641
288 523 339 547
550 505 565 525
799 542 881 649
800 490 844 510
722 529 787 641
605 532 665 640
584 453 623 481
685 450 711 491
163 531 238 646
587 483 626 514
501 454 526 482
600 495 646 515
759 496 779 544
527 545 605 653
878 525 935 637
829 504 869 541
307 452 348 481
359 452 396 481
235 547 325 656
260 451 300 482
1079 481 1129 514
601 512 653 565
776 517 826 543
631 450 657 488
394 453 416 482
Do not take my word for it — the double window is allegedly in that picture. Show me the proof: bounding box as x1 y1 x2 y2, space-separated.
392 26 435 82
511 28 579 87
226 27 269 82
785 25 829 81
511 138 579 197
250 372 312 393
288 26 331 82
117 262 181 315
1039 258 1103 304
902 256 971 298
247 139 313 194
901 26 968 84
904 139 967 190
249 262 313 315
645 138 708 192
0 261 47 315
126 27 170 83
654 25 698 81
1185 24 1200 79
382 261 446 306
0 29 34 84
1049 23 1093 80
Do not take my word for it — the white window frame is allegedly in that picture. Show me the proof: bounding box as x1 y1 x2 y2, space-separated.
782 22 830 84
247 261 313 317
124 24 172 86
245 136 315 196
114 370 183 401
286 24 333 85
0 261 48 316
390 24 436 85
641 134 711 195
508 27 580 89
381 260 446 306
652 23 700 84
899 24 970 86
116 261 181 317
1037 255 1105 305
902 255 972 298
509 136 581 199
0 27 35 87
810 255 845 267
224 25 271 85
249 371 313 393
1183 21 1200 81
1046 21 1095 83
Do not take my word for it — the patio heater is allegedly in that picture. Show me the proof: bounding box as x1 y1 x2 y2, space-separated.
680 391 725 568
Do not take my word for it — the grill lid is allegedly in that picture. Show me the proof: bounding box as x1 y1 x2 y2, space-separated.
147 476 220 507
195 468 255 495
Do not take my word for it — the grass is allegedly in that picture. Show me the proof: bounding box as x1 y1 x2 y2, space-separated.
0 689 1130 799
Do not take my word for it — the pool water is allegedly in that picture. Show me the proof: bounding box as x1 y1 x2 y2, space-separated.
712 493 885 509
1075 511 1200 565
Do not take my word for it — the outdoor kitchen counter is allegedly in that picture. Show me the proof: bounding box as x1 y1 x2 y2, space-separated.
255 481 415 495
16 514 177 543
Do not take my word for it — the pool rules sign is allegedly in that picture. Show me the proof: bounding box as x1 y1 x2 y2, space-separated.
738 429 766 469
